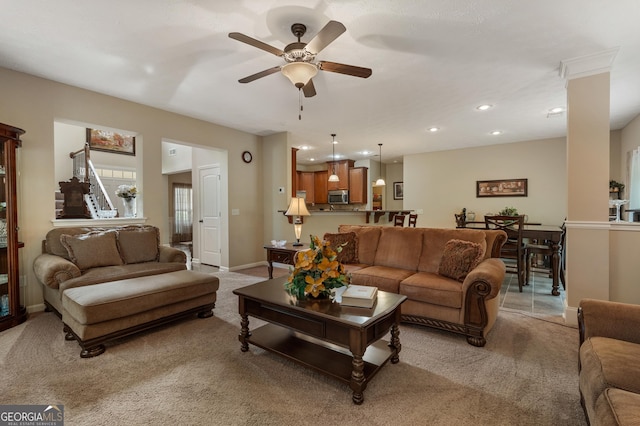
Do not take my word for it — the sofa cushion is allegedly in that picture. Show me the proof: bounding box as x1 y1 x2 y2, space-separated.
117 225 160 264
580 336 640 413
438 239 485 282
373 227 423 271
594 388 640 426
338 225 381 265
58 262 187 294
400 272 463 308
60 231 123 271
350 265 415 293
418 228 487 273
323 232 358 264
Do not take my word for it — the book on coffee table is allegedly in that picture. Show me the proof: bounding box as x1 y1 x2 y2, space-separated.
340 285 378 308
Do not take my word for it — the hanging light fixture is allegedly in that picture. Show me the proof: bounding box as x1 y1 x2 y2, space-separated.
375 143 386 186
328 133 339 182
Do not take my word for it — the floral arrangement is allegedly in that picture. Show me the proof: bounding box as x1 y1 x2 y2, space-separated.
115 184 137 200
284 235 350 299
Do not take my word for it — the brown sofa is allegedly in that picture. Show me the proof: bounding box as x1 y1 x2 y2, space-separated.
33 225 219 357
330 225 507 346
578 299 640 425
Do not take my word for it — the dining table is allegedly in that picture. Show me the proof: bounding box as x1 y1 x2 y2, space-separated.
461 222 564 296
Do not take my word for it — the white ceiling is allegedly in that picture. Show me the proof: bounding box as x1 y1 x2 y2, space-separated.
2 0 640 165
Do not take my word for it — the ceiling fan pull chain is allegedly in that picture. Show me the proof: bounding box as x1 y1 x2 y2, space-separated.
299 89 303 120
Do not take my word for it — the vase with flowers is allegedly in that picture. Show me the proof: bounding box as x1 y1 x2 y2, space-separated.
284 235 351 301
115 184 137 217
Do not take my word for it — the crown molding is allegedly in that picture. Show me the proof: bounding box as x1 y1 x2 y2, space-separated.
559 47 620 81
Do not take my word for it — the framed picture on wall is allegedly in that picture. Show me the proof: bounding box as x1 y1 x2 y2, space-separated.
87 128 136 155
393 181 404 200
476 178 528 197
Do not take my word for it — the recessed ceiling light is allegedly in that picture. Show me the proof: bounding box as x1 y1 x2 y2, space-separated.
299 145 310 150
476 104 493 111
362 150 371 156
309 158 315 161
490 130 502 135
549 107 564 114
428 127 439 132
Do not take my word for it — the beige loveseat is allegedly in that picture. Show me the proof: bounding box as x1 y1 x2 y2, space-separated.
578 299 640 425
34 225 219 357
329 225 507 346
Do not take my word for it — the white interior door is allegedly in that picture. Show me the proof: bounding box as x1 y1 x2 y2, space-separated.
199 165 221 266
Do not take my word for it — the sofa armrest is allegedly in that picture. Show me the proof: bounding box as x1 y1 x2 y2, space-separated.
578 298 640 346
33 253 81 289
461 258 506 300
158 246 187 264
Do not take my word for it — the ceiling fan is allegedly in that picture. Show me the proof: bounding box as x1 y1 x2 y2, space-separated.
228 20 372 97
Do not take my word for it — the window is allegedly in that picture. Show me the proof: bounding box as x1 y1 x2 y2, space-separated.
173 183 192 242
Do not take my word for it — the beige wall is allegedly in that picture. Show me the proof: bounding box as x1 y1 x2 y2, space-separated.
403 137 568 228
0 67 262 311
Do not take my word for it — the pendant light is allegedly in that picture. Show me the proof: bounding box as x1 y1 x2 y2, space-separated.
328 133 339 182
375 143 386 186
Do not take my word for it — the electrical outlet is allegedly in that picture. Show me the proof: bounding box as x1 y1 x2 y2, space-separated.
231 209 240 216
416 209 424 214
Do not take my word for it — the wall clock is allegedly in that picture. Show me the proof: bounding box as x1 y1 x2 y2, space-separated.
242 151 253 163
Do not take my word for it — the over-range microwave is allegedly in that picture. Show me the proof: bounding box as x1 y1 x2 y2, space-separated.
328 190 349 204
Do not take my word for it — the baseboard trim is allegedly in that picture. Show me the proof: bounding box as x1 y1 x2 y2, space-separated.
564 304 579 327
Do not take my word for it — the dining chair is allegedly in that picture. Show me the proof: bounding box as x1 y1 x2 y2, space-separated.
394 214 406 227
525 223 566 290
485 215 526 292
408 213 418 227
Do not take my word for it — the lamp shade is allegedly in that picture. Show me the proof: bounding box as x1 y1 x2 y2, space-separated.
328 174 340 182
375 177 386 186
285 197 311 216
281 62 318 89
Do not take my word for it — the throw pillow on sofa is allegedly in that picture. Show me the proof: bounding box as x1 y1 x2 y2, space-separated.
60 230 123 271
117 225 160 264
323 232 358 264
438 239 485 282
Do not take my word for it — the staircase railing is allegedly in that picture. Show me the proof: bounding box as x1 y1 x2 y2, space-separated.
70 143 115 216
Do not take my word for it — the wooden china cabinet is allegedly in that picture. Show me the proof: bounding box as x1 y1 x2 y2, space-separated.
0 122 26 332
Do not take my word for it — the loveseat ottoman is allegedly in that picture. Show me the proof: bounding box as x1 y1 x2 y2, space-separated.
62 270 219 357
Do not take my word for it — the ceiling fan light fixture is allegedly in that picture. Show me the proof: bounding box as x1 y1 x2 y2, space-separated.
281 62 318 88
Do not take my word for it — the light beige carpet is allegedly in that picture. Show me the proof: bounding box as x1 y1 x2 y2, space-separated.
0 272 586 425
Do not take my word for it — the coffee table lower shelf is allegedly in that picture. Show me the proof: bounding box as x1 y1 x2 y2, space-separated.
246 322 393 389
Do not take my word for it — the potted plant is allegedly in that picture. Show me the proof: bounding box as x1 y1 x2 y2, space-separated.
284 235 350 300
499 206 519 216
609 180 625 193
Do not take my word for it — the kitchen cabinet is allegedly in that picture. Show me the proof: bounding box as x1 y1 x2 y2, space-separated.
348 167 368 204
314 170 328 204
0 122 26 332
326 160 353 191
297 171 314 202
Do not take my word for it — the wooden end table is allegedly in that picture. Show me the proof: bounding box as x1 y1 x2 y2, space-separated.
233 278 407 404
263 243 309 279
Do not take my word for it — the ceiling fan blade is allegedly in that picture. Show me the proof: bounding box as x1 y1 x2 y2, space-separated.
302 79 316 98
305 20 346 55
238 66 281 83
318 61 372 78
228 32 284 57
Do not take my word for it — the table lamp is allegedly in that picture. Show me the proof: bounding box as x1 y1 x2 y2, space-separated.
285 197 311 246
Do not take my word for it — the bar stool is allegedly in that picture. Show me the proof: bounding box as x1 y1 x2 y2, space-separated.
394 214 406 227
408 214 417 227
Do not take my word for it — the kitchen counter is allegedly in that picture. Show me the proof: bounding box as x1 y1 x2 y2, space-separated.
278 209 413 224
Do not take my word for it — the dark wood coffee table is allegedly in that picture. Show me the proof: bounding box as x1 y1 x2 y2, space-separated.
233 278 407 404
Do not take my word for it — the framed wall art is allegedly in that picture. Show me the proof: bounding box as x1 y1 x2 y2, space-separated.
87 128 136 155
476 178 527 197
393 181 404 200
